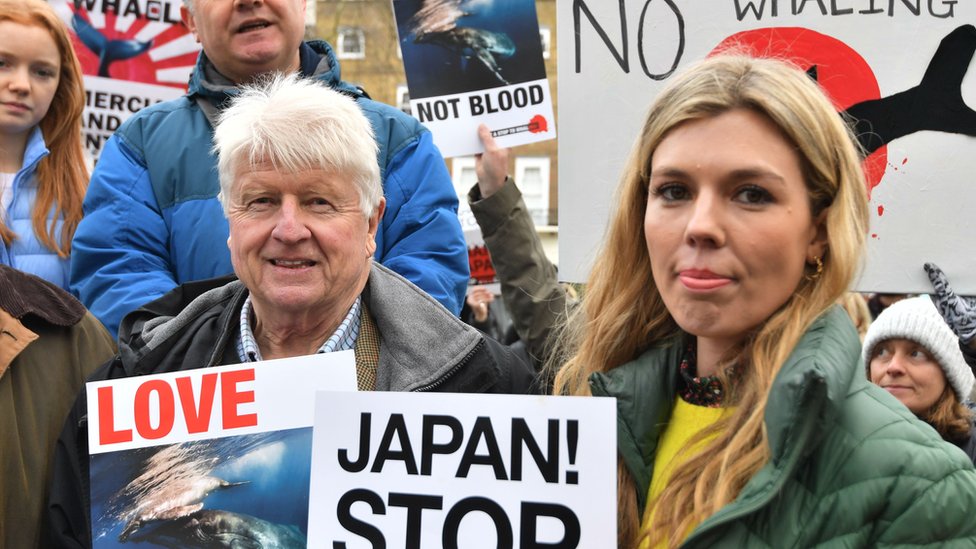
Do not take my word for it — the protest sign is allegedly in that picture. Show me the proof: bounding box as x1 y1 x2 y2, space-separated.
393 0 556 158
307 392 617 548
459 202 501 292
85 352 357 548
557 1 976 293
50 0 197 158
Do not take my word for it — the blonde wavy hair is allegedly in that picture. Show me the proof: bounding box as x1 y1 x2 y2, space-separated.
548 55 869 548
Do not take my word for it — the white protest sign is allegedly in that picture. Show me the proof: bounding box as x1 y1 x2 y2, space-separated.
393 0 556 157
76 76 185 156
558 1 976 293
50 0 198 158
87 352 356 548
308 392 617 548
87 351 357 454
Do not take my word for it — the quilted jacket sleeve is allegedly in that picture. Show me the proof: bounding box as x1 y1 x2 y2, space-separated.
374 131 468 316
469 179 569 368
823 392 976 547
873 456 976 545
69 135 177 338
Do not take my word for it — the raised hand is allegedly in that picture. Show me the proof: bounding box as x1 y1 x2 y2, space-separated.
924 262 976 345
474 124 509 199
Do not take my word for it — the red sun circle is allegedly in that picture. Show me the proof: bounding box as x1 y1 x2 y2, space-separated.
711 27 887 192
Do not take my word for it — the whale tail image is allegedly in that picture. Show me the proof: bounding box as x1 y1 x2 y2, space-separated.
72 13 153 77
843 24 976 154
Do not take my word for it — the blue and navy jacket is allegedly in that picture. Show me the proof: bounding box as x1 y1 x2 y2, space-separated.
1 127 70 289
70 41 468 337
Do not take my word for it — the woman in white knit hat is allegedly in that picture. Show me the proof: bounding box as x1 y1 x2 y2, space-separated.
864 295 976 462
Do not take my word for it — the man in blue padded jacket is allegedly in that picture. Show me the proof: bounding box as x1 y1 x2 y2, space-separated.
70 0 468 337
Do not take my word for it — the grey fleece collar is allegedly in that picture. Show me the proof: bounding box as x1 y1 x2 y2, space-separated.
366 263 484 391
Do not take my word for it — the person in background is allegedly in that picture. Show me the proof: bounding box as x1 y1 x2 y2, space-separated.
546 55 976 548
866 292 908 319
0 0 87 289
47 74 534 548
469 124 573 369
864 295 976 462
461 285 510 343
70 0 468 338
0 264 115 548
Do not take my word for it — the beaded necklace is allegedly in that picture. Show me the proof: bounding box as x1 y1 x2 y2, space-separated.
677 343 739 408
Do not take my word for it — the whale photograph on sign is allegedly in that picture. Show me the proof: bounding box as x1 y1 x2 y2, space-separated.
89 430 311 548
394 0 547 98
391 0 556 156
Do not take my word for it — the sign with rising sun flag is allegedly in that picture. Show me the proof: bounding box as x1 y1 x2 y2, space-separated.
51 0 200 159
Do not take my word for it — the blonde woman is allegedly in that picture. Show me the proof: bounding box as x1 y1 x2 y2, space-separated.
549 56 976 548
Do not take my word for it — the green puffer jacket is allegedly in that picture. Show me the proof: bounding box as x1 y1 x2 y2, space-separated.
590 306 976 547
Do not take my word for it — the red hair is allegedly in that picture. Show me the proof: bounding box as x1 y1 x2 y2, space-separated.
0 0 87 256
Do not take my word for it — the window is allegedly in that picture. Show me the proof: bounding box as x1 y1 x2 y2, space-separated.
539 27 551 59
451 156 478 202
515 156 551 226
396 84 411 116
337 27 365 59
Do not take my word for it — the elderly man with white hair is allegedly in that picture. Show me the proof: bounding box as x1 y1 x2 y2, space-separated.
70 0 469 339
46 75 535 549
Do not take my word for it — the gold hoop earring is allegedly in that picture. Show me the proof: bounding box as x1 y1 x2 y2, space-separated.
806 256 823 281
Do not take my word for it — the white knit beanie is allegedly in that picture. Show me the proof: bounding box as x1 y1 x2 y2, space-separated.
862 295 974 402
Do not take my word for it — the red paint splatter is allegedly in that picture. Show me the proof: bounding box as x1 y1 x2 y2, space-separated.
529 115 548 133
877 205 884 216
871 233 878 239
902 157 908 165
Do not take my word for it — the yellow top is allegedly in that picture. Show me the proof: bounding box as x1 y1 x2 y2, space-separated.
639 398 730 549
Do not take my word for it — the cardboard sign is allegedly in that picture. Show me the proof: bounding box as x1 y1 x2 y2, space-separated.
393 0 557 157
86 352 357 548
557 1 976 293
51 0 197 158
307 392 617 548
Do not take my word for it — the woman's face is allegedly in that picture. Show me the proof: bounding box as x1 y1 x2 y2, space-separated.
645 109 825 356
0 21 60 140
869 338 947 414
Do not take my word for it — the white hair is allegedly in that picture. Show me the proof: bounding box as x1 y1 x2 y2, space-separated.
213 72 381 217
